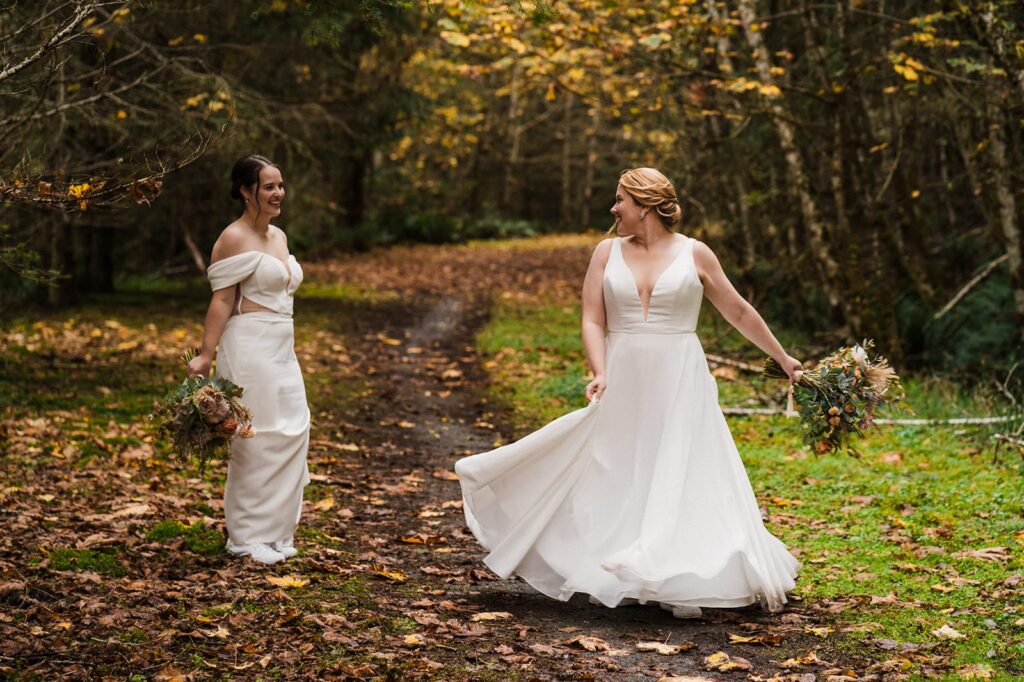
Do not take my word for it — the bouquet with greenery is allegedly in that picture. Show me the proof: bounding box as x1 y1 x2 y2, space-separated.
763 340 906 456
152 349 253 473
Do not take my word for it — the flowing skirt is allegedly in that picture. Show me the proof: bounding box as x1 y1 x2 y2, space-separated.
217 312 310 547
455 331 799 612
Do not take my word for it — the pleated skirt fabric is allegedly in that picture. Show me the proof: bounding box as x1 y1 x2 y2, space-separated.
455 331 800 612
217 312 310 547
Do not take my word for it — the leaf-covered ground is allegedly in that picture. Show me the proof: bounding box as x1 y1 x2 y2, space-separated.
1 235 1021 681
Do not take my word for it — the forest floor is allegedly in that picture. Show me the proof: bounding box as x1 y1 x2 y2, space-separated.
1 235 1022 681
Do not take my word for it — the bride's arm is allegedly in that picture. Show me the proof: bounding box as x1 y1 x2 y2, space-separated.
187 231 244 379
581 239 612 401
693 240 803 381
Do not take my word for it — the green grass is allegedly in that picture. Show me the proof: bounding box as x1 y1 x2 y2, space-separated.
476 297 1024 680
145 519 224 555
48 547 126 576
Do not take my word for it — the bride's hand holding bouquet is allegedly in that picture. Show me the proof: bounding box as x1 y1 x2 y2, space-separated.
152 348 254 473
764 340 905 456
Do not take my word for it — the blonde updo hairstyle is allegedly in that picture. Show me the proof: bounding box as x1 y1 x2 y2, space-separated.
618 167 683 228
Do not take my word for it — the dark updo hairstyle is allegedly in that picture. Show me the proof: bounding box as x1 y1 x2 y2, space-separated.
229 154 279 211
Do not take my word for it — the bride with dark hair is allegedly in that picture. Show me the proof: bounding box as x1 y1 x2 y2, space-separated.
456 168 803 617
187 155 309 565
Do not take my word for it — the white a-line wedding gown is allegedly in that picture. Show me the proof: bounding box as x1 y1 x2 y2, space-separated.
455 236 799 612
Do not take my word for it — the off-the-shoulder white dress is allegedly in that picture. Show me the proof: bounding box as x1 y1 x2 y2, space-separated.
206 251 310 551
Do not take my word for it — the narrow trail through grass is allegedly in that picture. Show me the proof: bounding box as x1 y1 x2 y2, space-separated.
1 235 1021 681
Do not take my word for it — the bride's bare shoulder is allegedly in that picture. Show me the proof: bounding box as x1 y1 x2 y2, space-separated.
591 237 614 266
210 222 250 262
691 238 719 264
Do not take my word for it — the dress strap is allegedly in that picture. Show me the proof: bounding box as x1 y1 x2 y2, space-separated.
207 251 262 292
611 237 623 263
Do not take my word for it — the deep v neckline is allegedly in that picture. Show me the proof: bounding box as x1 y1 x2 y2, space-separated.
618 236 687 323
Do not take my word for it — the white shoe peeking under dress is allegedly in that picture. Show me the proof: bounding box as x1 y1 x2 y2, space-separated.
660 602 702 619
588 595 640 607
273 539 298 559
227 542 285 565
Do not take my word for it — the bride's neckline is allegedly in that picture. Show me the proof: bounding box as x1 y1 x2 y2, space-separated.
216 249 294 272
618 235 687 322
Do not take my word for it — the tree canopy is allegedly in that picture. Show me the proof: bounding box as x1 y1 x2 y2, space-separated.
1 0 1022 375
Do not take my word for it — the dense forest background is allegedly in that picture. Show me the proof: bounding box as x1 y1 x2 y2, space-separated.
2 0 1022 378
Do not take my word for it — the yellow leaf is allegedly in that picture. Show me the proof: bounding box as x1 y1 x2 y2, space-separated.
266 575 308 588
401 534 446 544
911 190 921 199
931 624 965 640
182 93 208 109
957 664 994 679
930 583 955 593
804 626 832 637
758 84 782 97
377 333 402 346
471 611 513 622
116 110 127 120
704 651 751 671
68 183 91 199
637 640 690 655
893 64 919 81
372 566 408 582
193 33 207 43
313 496 335 511
440 31 471 47
779 651 823 667
403 633 425 646
565 635 611 651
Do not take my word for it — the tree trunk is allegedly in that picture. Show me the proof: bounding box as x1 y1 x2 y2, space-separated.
580 106 600 229
737 0 843 319
734 175 754 270
88 226 115 293
988 113 1024 333
560 92 574 228
503 61 521 210
46 215 73 306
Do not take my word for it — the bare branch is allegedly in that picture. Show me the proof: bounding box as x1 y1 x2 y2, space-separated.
0 1 105 83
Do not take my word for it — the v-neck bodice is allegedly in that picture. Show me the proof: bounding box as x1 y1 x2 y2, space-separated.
603 236 703 334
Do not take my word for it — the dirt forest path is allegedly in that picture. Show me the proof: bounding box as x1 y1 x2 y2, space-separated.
1 236 874 681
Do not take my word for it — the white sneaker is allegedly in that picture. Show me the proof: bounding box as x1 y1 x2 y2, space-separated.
272 539 298 559
659 603 702 619
227 542 285 565
589 595 640 607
